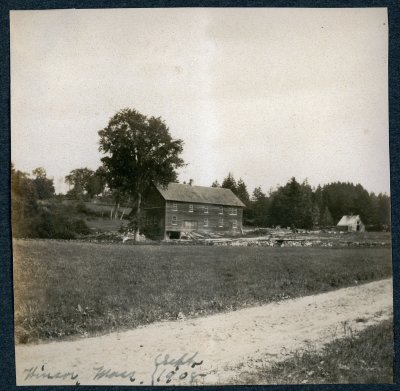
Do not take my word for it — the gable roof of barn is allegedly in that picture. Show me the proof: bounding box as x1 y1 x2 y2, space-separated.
155 182 246 207
337 215 363 226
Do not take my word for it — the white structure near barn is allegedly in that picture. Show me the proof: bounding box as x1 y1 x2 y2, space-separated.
337 215 365 232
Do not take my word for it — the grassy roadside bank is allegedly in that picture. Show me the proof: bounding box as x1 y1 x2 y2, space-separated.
13 240 392 344
234 319 394 384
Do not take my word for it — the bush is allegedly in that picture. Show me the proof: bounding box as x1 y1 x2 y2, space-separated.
13 210 91 239
141 225 163 240
72 218 91 235
76 202 102 217
34 212 76 239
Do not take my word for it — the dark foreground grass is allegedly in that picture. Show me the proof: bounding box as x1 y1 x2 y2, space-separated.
13 240 392 344
236 320 394 384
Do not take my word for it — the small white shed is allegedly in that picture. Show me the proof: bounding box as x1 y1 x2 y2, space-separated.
337 215 365 232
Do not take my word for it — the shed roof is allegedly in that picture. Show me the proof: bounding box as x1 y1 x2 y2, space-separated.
337 215 363 226
155 183 246 207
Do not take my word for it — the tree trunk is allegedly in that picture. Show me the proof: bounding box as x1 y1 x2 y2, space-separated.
111 204 117 219
113 203 120 220
110 192 121 220
134 193 142 241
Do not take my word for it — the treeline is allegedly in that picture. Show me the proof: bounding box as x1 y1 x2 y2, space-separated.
12 162 391 237
61 167 392 230
65 167 107 201
64 167 131 209
213 173 391 231
11 164 90 238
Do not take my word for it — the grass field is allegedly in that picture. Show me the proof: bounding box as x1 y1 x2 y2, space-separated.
13 240 392 344
235 319 394 384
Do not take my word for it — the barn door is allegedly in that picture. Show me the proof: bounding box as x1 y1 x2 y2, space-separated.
184 220 198 230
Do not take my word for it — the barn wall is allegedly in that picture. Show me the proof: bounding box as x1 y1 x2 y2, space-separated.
165 201 243 234
337 221 366 232
351 221 366 232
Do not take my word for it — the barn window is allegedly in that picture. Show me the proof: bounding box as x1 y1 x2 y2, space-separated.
229 207 237 215
172 216 177 225
204 205 208 214
172 202 178 211
189 204 194 212
153 216 157 226
218 218 223 227
219 206 223 215
232 220 237 228
204 218 208 227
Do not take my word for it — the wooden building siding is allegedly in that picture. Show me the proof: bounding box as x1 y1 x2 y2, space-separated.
165 201 243 233
142 184 244 238
337 215 366 233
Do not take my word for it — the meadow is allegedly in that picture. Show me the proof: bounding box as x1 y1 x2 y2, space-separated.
13 239 392 344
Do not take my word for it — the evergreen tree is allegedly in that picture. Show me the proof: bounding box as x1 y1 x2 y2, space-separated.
236 178 250 205
250 186 269 226
268 177 314 229
320 206 334 226
221 173 237 193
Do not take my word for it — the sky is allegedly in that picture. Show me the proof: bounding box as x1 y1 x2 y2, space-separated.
10 8 390 195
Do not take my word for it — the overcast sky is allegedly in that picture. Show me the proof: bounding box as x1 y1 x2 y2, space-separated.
10 7 389 195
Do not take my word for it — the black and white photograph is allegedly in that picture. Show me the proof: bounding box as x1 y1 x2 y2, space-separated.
10 7 393 385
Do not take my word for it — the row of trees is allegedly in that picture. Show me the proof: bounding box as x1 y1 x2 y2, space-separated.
12 107 391 239
11 165 92 238
64 102 391 232
12 165 55 221
64 163 391 230
65 167 107 200
212 174 391 230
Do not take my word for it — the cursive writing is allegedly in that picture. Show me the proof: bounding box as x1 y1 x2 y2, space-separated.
151 352 207 385
92 366 136 382
22 352 207 385
23 365 79 382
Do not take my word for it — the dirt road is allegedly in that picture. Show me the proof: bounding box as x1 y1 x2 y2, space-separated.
15 278 393 386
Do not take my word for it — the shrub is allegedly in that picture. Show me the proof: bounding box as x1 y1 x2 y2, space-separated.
76 202 102 217
34 211 76 239
141 225 163 240
12 210 91 239
71 218 91 235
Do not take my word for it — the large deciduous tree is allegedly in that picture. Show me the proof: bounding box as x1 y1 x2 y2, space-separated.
32 167 55 200
98 108 185 239
86 167 107 199
65 168 95 200
65 167 107 201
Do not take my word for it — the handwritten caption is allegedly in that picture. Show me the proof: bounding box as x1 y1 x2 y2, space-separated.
23 352 207 385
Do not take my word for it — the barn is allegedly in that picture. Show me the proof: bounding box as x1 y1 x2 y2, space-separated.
142 182 245 239
337 215 366 232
